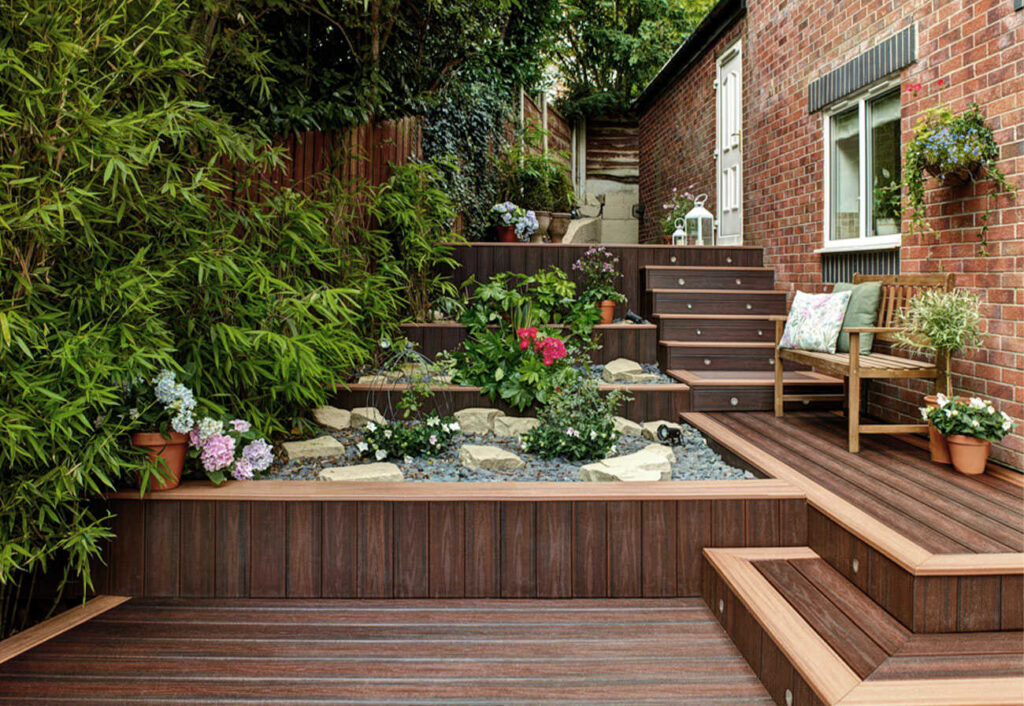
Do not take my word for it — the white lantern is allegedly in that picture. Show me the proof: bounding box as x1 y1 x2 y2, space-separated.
671 218 687 245
685 194 715 246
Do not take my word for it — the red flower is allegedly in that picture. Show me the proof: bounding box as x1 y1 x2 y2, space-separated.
937 78 944 87
516 327 539 350
533 336 567 366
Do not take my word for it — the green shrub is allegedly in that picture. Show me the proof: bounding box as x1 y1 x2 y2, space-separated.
521 374 627 460
359 416 460 461
0 0 404 636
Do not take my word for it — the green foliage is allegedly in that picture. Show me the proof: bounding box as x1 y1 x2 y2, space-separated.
494 123 573 213
454 326 577 411
360 415 459 460
550 0 716 119
422 81 513 241
571 247 626 304
895 289 984 357
372 160 462 321
521 372 626 460
873 179 902 220
0 0 404 637
462 268 600 337
904 103 1016 251
923 395 1014 443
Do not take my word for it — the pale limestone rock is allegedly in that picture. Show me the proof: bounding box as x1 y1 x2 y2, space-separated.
317 463 403 482
578 445 673 482
493 416 539 437
312 406 350 431
459 444 525 471
613 416 643 437
357 375 391 385
350 407 385 428
602 358 643 382
282 435 345 461
621 372 661 383
641 420 684 441
454 407 503 435
400 362 430 378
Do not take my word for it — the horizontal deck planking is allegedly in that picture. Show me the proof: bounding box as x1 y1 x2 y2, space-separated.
0 598 772 704
93 491 806 600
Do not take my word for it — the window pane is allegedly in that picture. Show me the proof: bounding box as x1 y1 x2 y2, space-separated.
831 108 860 240
870 90 901 236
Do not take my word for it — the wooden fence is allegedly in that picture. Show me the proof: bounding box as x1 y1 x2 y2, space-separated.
218 117 422 206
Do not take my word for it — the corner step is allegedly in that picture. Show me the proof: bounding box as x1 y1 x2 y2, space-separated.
669 369 843 412
703 547 1024 705
659 341 794 372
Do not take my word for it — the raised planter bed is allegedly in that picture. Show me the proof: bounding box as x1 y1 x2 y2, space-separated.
332 381 689 422
400 322 658 364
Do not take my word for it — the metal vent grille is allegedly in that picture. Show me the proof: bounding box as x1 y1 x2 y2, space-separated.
821 249 900 283
809 25 916 113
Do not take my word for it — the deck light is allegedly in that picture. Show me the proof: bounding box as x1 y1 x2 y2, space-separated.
684 194 714 246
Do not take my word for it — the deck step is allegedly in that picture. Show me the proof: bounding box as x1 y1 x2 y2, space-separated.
647 289 787 316
703 547 1024 705
669 369 843 411
653 313 777 342
643 266 775 291
659 341 798 372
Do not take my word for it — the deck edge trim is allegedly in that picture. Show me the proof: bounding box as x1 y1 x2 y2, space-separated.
0 595 130 665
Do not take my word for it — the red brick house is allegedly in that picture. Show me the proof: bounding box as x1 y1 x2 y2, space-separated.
635 0 1023 468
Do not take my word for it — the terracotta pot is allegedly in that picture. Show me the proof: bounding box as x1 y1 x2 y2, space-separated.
923 395 951 464
495 225 518 243
534 210 551 236
597 299 616 325
946 435 991 476
131 431 188 491
548 212 571 242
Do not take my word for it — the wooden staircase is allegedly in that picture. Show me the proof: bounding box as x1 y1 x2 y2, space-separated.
642 261 844 412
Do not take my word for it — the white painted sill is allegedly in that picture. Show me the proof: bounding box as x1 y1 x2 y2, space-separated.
814 235 902 254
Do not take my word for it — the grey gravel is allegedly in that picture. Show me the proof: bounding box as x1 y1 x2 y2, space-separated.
261 423 756 482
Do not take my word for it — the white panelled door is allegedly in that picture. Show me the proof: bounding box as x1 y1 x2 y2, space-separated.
716 42 742 245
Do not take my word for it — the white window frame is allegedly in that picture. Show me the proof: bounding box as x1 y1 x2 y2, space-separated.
817 77 902 254
715 38 742 244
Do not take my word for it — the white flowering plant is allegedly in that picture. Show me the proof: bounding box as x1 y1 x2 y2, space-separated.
358 416 459 462
521 373 629 461
921 394 1015 442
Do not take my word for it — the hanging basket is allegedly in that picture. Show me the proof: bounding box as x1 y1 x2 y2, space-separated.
924 160 982 186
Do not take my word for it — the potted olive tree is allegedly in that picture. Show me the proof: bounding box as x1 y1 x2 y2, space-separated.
896 288 984 463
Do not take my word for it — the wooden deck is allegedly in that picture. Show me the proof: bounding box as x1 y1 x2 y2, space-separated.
699 411 1023 556
0 598 772 704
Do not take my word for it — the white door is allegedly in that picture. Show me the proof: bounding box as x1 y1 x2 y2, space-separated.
716 42 742 245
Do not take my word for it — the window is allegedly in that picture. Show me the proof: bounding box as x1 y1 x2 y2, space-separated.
822 86 902 251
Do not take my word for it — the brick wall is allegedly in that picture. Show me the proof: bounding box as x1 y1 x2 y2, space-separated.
638 0 1023 468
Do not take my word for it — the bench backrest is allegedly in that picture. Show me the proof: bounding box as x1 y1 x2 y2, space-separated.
852 273 955 342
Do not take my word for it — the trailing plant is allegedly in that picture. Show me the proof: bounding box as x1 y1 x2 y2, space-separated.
521 370 628 460
921 395 1015 442
904 102 1016 250
572 247 626 304
358 416 460 461
660 185 698 238
372 160 463 321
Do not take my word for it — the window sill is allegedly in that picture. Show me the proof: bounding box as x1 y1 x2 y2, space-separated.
815 236 901 254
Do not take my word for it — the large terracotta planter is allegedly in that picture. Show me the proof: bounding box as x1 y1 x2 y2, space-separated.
946 434 991 476
597 299 616 325
923 394 950 464
534 210 551 236
548 212 571 242
131 431 188 491
495 225 518 243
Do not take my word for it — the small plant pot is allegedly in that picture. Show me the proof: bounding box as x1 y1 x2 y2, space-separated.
923 395 951 465
548 212 571 242
534 210 551 236
131 431 188 491
945 435 991 476
597 299 616 325
495 225 518 243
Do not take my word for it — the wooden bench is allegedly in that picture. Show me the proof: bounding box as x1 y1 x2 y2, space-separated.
773 273 955 453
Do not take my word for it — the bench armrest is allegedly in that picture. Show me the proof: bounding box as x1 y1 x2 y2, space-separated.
768 315 788 322
843 326 902 334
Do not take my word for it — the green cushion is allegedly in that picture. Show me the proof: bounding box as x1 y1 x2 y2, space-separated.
833 281 883 354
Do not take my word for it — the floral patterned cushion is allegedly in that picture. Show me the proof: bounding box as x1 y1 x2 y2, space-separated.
779 290 853 353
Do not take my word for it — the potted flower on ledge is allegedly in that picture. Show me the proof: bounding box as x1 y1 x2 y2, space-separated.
573 246 627 325
922 396 1014 475
896 288 984 463
490 202 537 243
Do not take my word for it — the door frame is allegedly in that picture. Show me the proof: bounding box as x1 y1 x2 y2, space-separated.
716 38 743 246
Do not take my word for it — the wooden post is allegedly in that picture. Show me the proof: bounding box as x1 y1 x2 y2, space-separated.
773 319 785 417
848 332 861 453
935 349 950 396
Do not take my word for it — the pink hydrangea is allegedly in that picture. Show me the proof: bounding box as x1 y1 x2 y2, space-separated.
241 438 274 472
188 427 202 449
230 419 252 433
200 433 236 472
232 458 254 481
